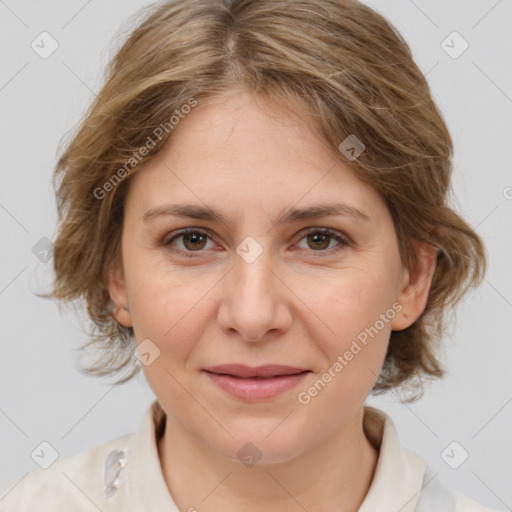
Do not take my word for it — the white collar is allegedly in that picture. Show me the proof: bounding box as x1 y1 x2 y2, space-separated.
122 400 178 511
358 405 427 511
120 400 426 511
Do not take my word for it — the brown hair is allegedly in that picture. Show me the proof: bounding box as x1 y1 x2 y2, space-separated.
49 0 486 401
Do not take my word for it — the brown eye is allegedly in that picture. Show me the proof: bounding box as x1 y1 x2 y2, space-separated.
164 228 214 255
296 228 349 254
162 226 349 259
181 231 208 251
306 232 331 250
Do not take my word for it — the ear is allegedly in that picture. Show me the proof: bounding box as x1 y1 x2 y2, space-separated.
391 239 439 331
107 262 133 328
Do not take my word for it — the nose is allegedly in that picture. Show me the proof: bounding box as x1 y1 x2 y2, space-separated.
216 241 293 343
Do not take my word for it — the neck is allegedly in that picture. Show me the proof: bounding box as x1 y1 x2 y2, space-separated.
157 407 379 512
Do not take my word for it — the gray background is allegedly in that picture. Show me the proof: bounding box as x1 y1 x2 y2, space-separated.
1 0 511 509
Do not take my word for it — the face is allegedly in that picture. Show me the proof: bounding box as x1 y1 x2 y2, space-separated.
109 88 436 464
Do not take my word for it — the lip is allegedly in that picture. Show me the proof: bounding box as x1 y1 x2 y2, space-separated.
204 364 309 378
202 365 311 401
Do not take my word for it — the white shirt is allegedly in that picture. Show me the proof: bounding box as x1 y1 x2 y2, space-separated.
0 399 501 511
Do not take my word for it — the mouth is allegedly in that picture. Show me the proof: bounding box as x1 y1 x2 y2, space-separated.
203 364 310 379
202 365 311 401
207 374 308 380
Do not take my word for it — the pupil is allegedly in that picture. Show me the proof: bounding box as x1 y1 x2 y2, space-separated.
185 232 205 250
310 233 329 250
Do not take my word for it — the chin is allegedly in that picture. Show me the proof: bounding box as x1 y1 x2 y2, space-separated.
206 426 307 466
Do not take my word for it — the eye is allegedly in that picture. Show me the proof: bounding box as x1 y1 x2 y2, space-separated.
163 228 216 257
162 227 349 258
294 227 349 255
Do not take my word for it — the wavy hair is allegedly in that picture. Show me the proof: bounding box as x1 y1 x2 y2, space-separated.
48 0 486 402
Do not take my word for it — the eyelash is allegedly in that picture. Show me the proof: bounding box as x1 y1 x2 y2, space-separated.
162 227 350 258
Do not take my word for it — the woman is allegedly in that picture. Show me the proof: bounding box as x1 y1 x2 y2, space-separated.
0 0 501 510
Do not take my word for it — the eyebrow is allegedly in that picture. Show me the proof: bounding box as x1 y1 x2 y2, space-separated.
143 202 372 225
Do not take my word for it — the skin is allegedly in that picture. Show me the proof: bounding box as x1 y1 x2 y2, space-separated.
108 88 438 511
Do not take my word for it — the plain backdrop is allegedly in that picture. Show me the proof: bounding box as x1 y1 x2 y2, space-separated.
1 0 511 509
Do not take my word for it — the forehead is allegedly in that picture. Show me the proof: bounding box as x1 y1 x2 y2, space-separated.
150 90 333 173
125 90 384 223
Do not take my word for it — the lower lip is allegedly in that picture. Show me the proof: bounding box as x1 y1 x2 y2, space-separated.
203 371 310 401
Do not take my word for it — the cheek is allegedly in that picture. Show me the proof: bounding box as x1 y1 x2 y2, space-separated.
126 261 218 361
132 279 212 407
310 270 395 382
296 286 391 424
320 267 396 334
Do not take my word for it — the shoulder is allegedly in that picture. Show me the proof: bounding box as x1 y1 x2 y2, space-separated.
455 491 506 512
0 432 133 512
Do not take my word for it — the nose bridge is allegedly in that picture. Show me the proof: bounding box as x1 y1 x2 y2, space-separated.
235 238 274 301
218 235 289 341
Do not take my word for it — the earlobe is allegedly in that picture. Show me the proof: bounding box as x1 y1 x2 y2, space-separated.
391 240 439 332
106 264 133 327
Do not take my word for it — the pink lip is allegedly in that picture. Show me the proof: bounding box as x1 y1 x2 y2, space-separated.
202 369 310 401
204 364 308 378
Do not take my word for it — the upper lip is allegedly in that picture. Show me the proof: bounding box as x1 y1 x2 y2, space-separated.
203 364 310 378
